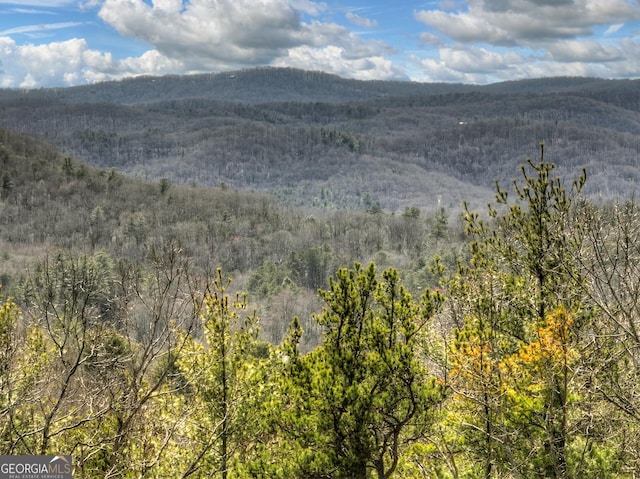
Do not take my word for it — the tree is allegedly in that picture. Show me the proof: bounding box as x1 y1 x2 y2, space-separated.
430 207 449 245
0 288 21 451
0 173 13 200
15 252 117 456
290 263 444 479
235 316 319 479
500 306 577 478
101 243 200 477
444 146 593 478
160 178 171 195
575 197 640 473
177 268 263 479
15 245 201 478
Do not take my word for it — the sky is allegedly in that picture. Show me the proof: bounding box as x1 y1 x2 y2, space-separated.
0 0 639 88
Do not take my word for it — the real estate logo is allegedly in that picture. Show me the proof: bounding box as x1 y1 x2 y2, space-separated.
0 455 72 479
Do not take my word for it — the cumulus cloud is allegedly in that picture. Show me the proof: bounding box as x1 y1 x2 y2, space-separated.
413 0 640 82
545 39 623 63
95 0 397 78
412 45 525 83
440 46 522 74
0 0 402 87
275 44 406 80
415 10 514 45
0 36 182 88
2 0 639 88
416 0 640 45
98 0 306 67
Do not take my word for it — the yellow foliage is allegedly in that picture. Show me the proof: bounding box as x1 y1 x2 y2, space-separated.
450 306 578 421
501 306 577 383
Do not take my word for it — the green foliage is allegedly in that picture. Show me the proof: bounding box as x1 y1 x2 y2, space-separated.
321 127 361 152
403 206 420 219
287 245 336 291
0 288 20 448
7 119 640 478
159 177 171 195
283 263 445 479
0 126 465 298
444 149 598 478
0 172 13 200
246 261 296 298
177 269 264 478
488 147 586 321
430 207 448 244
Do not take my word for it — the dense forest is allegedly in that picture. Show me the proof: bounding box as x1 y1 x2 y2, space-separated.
1 68 640 212
0 125 461 348
2 69 640 477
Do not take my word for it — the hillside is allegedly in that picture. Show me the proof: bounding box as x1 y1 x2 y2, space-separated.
1 69 639 212
0 126 465 346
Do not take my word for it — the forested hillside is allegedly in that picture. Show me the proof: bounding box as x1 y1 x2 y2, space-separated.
0 126 460 346
1 68 640 211
2 123 640 476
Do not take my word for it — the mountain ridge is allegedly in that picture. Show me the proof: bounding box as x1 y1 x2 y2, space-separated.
3 67 638 107
1 67 639 212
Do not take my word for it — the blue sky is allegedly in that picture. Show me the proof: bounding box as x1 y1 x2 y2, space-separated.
0 0 639 88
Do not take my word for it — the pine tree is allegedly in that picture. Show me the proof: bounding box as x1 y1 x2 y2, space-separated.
177 268 263 478
289 263 444 479
445 146 593 478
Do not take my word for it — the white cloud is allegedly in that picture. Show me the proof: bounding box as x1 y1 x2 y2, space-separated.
545 39 623 63
604 23 624 36
0 0 402 87
416 0 640 45
275 44 406 80
117 49 184 75
346 12 378 29
1 0 639 88
412 45 526 82
0 22 83 36
415 9 514 45
412 37 640 84
419 32 443 46
412 56 476 83
0 36 183 88
97 0 306 67
290 0 326 15
150 0 183 13
10 8 56 14
95 0 398 79
0 0 75 5
412 0 640 83
440 45 521 73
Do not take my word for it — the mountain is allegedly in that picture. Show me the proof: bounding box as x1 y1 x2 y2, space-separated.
0 67 475 105
1 68 639 212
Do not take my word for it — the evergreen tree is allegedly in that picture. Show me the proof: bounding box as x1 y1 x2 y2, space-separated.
289 263 444 479
177 268 263 478
444 146 599 478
